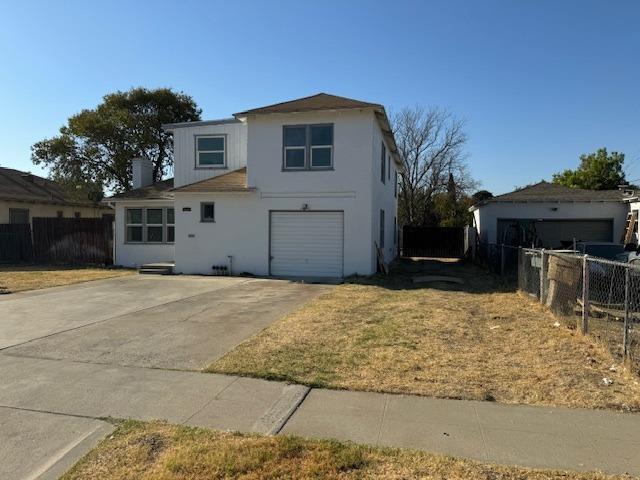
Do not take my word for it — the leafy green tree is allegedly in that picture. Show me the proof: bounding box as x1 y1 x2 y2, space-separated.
552 148 626 190
32 87 201 194
472 190 493 203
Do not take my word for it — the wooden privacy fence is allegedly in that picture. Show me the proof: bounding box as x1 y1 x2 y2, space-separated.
401 226 465 258
32 217 113 265
0 224 33 263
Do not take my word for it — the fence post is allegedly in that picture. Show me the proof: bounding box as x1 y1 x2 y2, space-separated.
539 249 546 303
624 266 630 357
582 255 589 334
500 244 505 276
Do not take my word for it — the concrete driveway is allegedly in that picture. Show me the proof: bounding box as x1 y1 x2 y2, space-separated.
0 274 329 370
0 274 329 479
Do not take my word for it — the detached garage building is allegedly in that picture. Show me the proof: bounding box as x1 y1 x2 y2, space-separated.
470 182 632 248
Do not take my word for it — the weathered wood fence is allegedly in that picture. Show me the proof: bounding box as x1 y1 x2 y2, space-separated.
0 218 113 265
401 226 465 258
0 224 33 263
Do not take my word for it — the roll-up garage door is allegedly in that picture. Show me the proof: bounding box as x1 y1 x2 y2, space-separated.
270 211 344 277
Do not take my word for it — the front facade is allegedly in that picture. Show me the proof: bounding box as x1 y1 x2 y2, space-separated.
470 182 632 248
108 94 400 277
0 167 112 225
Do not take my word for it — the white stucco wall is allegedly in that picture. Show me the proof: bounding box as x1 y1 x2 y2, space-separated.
371 121 399 265
171 120 247 188
472 201 629 244
0 200 110 224
113 202 175 268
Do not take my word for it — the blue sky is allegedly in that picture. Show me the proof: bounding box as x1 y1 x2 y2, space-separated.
0 0 638 195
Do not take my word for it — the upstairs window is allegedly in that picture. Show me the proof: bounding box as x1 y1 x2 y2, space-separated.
196 135 226 168
283 124 333 170
380 142 386 184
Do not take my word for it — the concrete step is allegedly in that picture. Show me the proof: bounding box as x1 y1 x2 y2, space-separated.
138 262 174 275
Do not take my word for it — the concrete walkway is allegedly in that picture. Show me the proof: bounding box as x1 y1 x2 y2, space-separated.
1 354 639 478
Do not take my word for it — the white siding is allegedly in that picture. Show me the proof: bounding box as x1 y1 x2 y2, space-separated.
270 211 344 277
172 121 247 188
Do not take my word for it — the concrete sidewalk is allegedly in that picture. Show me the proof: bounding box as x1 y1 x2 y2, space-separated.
1 354 639 478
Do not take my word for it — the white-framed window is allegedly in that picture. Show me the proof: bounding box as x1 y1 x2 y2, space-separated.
200 202 215 222
196 135 226 168
125 208 143 242
125 207 174 243
283 124 333 170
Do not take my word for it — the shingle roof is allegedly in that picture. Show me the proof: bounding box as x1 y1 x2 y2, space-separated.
107 178 175 201
0 167 109 208
235 93 382 116
171 168 253 193
476 181 629 208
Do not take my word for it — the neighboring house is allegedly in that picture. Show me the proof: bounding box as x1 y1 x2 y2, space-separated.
470 181 634 248
0 167 112 225
106 93 401 277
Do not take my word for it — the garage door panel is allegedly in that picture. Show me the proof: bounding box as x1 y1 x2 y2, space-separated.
270 211 344 277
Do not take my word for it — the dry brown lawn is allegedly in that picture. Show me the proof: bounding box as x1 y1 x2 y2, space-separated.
0 265 134 293
61 421 631 480
209 258 640 411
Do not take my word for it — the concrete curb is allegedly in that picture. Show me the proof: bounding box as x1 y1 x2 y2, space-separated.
251 384 310 435
32 421 115 480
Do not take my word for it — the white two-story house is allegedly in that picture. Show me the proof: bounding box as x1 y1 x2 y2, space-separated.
107 93 400 278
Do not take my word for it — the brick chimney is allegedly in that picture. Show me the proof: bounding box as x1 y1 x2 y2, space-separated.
132 158 154 189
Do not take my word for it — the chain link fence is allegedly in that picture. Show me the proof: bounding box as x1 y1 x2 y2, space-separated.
516 247 640 374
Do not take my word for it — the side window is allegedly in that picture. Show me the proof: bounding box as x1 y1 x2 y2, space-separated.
125 208 143 242
395 171 398 198
387 154 391 180
201 202 215 222
196 135 226 168
380 142 386 184
9 208 29 224
283 124 334 170
379 209 385 248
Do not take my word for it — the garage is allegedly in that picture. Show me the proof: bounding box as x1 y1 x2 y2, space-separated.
497 218 613 248
270 211 344 277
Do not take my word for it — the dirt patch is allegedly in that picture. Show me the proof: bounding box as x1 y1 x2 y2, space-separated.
209 258 640 411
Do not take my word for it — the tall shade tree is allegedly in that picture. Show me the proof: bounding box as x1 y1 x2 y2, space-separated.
552 148 626 190
32 87 202 194
392 106 476 226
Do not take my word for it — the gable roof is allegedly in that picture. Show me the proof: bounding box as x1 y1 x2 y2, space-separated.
235 93 402 167
472 181 630 210
171 167 253 193
0 167 109 208
234 93 382 116
107 178 175 201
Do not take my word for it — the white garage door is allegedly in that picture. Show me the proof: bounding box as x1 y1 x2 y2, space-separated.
270 211 344 277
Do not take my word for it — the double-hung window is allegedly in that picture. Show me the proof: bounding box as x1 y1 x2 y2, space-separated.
196 135 226 168
126 208 143 242
283 124 333 170
125 207 174 243
381 142 386 184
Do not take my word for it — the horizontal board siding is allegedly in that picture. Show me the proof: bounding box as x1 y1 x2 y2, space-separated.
270 211 343 277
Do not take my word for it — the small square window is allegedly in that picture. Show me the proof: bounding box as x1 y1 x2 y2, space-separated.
201 202 215 222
